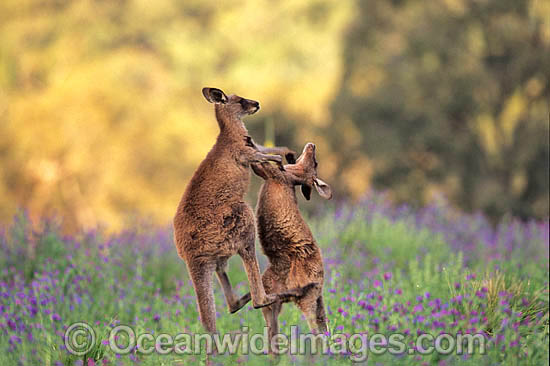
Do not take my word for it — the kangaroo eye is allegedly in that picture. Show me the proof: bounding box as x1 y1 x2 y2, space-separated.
239 99 247 108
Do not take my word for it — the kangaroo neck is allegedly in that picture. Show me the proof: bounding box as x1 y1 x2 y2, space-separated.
215 108 248 141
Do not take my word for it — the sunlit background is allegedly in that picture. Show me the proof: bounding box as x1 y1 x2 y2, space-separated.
0 0 548 231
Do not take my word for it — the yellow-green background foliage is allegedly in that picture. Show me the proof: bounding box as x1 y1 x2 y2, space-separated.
0 0 548 230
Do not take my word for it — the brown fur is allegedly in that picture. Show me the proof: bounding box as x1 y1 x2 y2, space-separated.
173 87 295 334
250 143 333 349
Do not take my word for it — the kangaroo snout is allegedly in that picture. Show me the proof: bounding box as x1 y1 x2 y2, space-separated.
241 99 260 115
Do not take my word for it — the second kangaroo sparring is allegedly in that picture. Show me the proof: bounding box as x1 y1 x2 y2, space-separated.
250 143 333 347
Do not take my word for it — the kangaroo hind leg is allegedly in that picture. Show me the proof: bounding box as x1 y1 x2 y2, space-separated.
238 233 277 309
188 261 217 333
315 295 328 334
216 262 251 314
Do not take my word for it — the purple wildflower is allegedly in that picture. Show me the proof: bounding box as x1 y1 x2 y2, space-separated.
9 335 22 345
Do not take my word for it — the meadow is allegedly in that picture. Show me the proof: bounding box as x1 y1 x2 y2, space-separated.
1 194 548 365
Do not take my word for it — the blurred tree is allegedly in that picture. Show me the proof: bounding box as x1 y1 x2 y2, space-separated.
0 0 547 229
0 0 353 229
329 0 549 220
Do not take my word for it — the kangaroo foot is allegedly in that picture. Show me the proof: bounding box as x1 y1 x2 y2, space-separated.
229 293 252 314
253 293 278 309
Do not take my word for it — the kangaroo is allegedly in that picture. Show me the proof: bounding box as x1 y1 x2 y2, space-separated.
250 142 333 348
173 87 295 334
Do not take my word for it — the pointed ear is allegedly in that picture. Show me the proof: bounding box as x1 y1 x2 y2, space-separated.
301 184 312 200
202 87 228 104
314 178 332 200
285 151 296 164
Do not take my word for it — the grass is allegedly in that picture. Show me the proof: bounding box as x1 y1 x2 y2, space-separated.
1 195 548 365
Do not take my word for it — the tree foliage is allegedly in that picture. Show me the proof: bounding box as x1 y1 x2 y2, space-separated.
0 0 353 229
0 0 547 229
329 0 549 219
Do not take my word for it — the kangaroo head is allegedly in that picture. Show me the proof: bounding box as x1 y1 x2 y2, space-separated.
284 143 332 201
202 87 260 122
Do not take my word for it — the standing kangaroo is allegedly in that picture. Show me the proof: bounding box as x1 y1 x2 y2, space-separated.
173 87 295 333
250 143 333 348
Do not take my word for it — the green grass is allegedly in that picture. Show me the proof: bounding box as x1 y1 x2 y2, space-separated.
1 201 548 365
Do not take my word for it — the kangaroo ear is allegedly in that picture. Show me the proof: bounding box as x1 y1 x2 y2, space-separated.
285 151 296 164
202 87 228 104
301 184 312 200
314 178 332 200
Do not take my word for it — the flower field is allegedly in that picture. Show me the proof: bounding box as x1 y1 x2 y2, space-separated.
1 195 548 365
